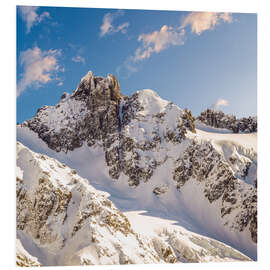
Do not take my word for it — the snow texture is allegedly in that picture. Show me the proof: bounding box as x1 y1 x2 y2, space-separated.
16 142 251 265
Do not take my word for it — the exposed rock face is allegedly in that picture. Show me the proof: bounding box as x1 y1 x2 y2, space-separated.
236 117 258 133
16 142 251 266
26 71 121 152
197 109 257 133
173 140 257 243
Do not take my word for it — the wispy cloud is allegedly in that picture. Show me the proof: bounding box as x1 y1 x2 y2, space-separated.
117 12 232 77
116 56 140 79
18 6 50 33
72 55 86 64
181 12 232 35
100 10 129 37
69 44 86 65
212 98 229 110
134 25 185 61
17 46 63 96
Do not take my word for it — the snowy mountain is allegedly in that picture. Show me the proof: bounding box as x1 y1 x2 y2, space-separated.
16 142 251 265
17 71 257 263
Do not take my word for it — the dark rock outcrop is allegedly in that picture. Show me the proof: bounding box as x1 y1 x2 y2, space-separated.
26 72 122 152
173 140 257 243
197 109 257 133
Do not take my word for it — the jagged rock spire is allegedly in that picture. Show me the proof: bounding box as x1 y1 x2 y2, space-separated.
74 71 122 102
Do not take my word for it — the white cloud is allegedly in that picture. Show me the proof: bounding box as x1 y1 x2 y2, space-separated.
117 11 233 76
17 46 62 96
212 98 229 110
100 11 129 37
58 81 63 86
18 6 50 33
134 12 232 62
181 12 232 35
134 25 185 61
72 55 85 64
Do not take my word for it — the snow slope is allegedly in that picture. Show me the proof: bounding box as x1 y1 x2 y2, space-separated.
16 239 41 267
194 124 257 151
16 142 251 265
16 142 162 265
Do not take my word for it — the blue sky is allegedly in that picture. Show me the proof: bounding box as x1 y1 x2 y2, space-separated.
16 6 257 123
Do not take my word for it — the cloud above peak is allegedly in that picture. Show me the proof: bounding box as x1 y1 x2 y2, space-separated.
134 25 185 61
17 46 63 96
181 12 232 35
212 98 229 110
117 11 233 77
100 11 129 37
18 6 50 33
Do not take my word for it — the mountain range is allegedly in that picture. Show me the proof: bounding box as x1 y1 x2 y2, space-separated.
16 71 257 266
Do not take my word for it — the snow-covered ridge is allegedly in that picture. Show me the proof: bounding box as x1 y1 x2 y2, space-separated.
16 142 161 265
135 89 170 116
16 142 251 265
17 71 257 260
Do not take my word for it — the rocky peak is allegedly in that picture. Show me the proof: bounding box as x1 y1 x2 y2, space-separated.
197 109 236 129
20 72 199 187
107 73 122 102
196 109 257 133
75 70 95 96
74 71 122 103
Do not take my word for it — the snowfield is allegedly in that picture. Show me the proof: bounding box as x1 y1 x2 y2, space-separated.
194 123 257 152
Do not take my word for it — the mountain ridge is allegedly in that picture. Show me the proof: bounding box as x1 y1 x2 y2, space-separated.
196 108 257 133
17 71 257 261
